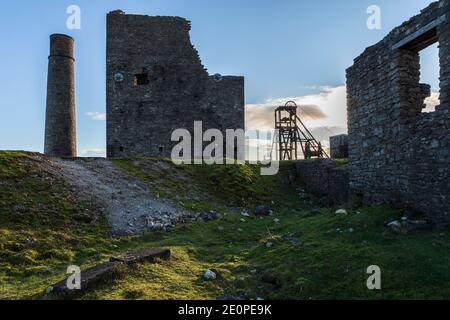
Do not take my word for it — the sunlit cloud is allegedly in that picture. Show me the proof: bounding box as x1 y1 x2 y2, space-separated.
245 85 348 141
424 91 440 113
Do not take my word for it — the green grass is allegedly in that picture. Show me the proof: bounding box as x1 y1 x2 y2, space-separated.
82 206 450 300
0 152 449 300
113 159 304 211
0 151 125 299
335 159 349 165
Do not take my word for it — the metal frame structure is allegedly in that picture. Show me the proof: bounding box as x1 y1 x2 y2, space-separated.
273 101 329 161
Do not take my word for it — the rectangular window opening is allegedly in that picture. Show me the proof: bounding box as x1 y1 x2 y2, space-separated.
134 72 150 86
419 42 440 113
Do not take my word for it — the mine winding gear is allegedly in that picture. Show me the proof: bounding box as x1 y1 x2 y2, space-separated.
272 101 329 161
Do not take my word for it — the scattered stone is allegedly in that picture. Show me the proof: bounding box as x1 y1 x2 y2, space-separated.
273 218 280 223
240 211 250 218
203 269 217 280
254 205 271 217
266 242 273 248
199 211 221 222
240 218 246 223
335 209 348 215
386 220 408 234
218 226 224 231
249 269 257 275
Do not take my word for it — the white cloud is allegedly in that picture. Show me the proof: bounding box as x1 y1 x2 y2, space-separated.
245 85 348 138
424 91 440 112
86 112 106 121
79 148 106 158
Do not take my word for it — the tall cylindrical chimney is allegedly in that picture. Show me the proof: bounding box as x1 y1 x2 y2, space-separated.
44 34 77 157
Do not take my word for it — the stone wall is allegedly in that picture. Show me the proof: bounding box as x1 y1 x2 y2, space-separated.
294 159 349 206
106 11 244 158
346 0 450 225
330 134 348 159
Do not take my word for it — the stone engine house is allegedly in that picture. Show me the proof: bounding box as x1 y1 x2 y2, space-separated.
347 0 450 225
106 10 245 158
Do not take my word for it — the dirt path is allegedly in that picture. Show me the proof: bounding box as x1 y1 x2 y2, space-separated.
48 158 191 235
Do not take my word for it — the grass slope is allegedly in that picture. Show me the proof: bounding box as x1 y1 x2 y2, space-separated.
0 152 449 300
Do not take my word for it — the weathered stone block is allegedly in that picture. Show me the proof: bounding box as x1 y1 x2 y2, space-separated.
330 134 349 159
295 159 349 205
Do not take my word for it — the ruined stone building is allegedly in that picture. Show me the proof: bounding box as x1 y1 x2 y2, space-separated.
106 10 245 158
347 0 450 225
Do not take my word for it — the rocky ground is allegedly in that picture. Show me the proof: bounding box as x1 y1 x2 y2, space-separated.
47 158 196 235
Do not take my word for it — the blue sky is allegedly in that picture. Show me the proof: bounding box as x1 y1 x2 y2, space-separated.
0 0 439 155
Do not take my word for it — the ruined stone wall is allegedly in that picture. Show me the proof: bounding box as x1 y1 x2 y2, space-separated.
330 134 348 159
295 159 349 206
347 0 450 225
106 11 244 158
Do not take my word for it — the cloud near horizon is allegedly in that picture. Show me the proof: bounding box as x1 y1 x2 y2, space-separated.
79 148 106 157
86 112 106 121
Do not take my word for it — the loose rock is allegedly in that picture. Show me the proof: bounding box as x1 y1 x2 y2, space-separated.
203 269 217 280
335 209 348 215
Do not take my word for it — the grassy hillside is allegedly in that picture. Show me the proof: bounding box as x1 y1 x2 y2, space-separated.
0 152 449 300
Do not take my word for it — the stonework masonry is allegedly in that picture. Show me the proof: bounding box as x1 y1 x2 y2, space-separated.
106 10 245 158
347 0 450 225
330 134 349 159
44 34 77 157
295 159 349 206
